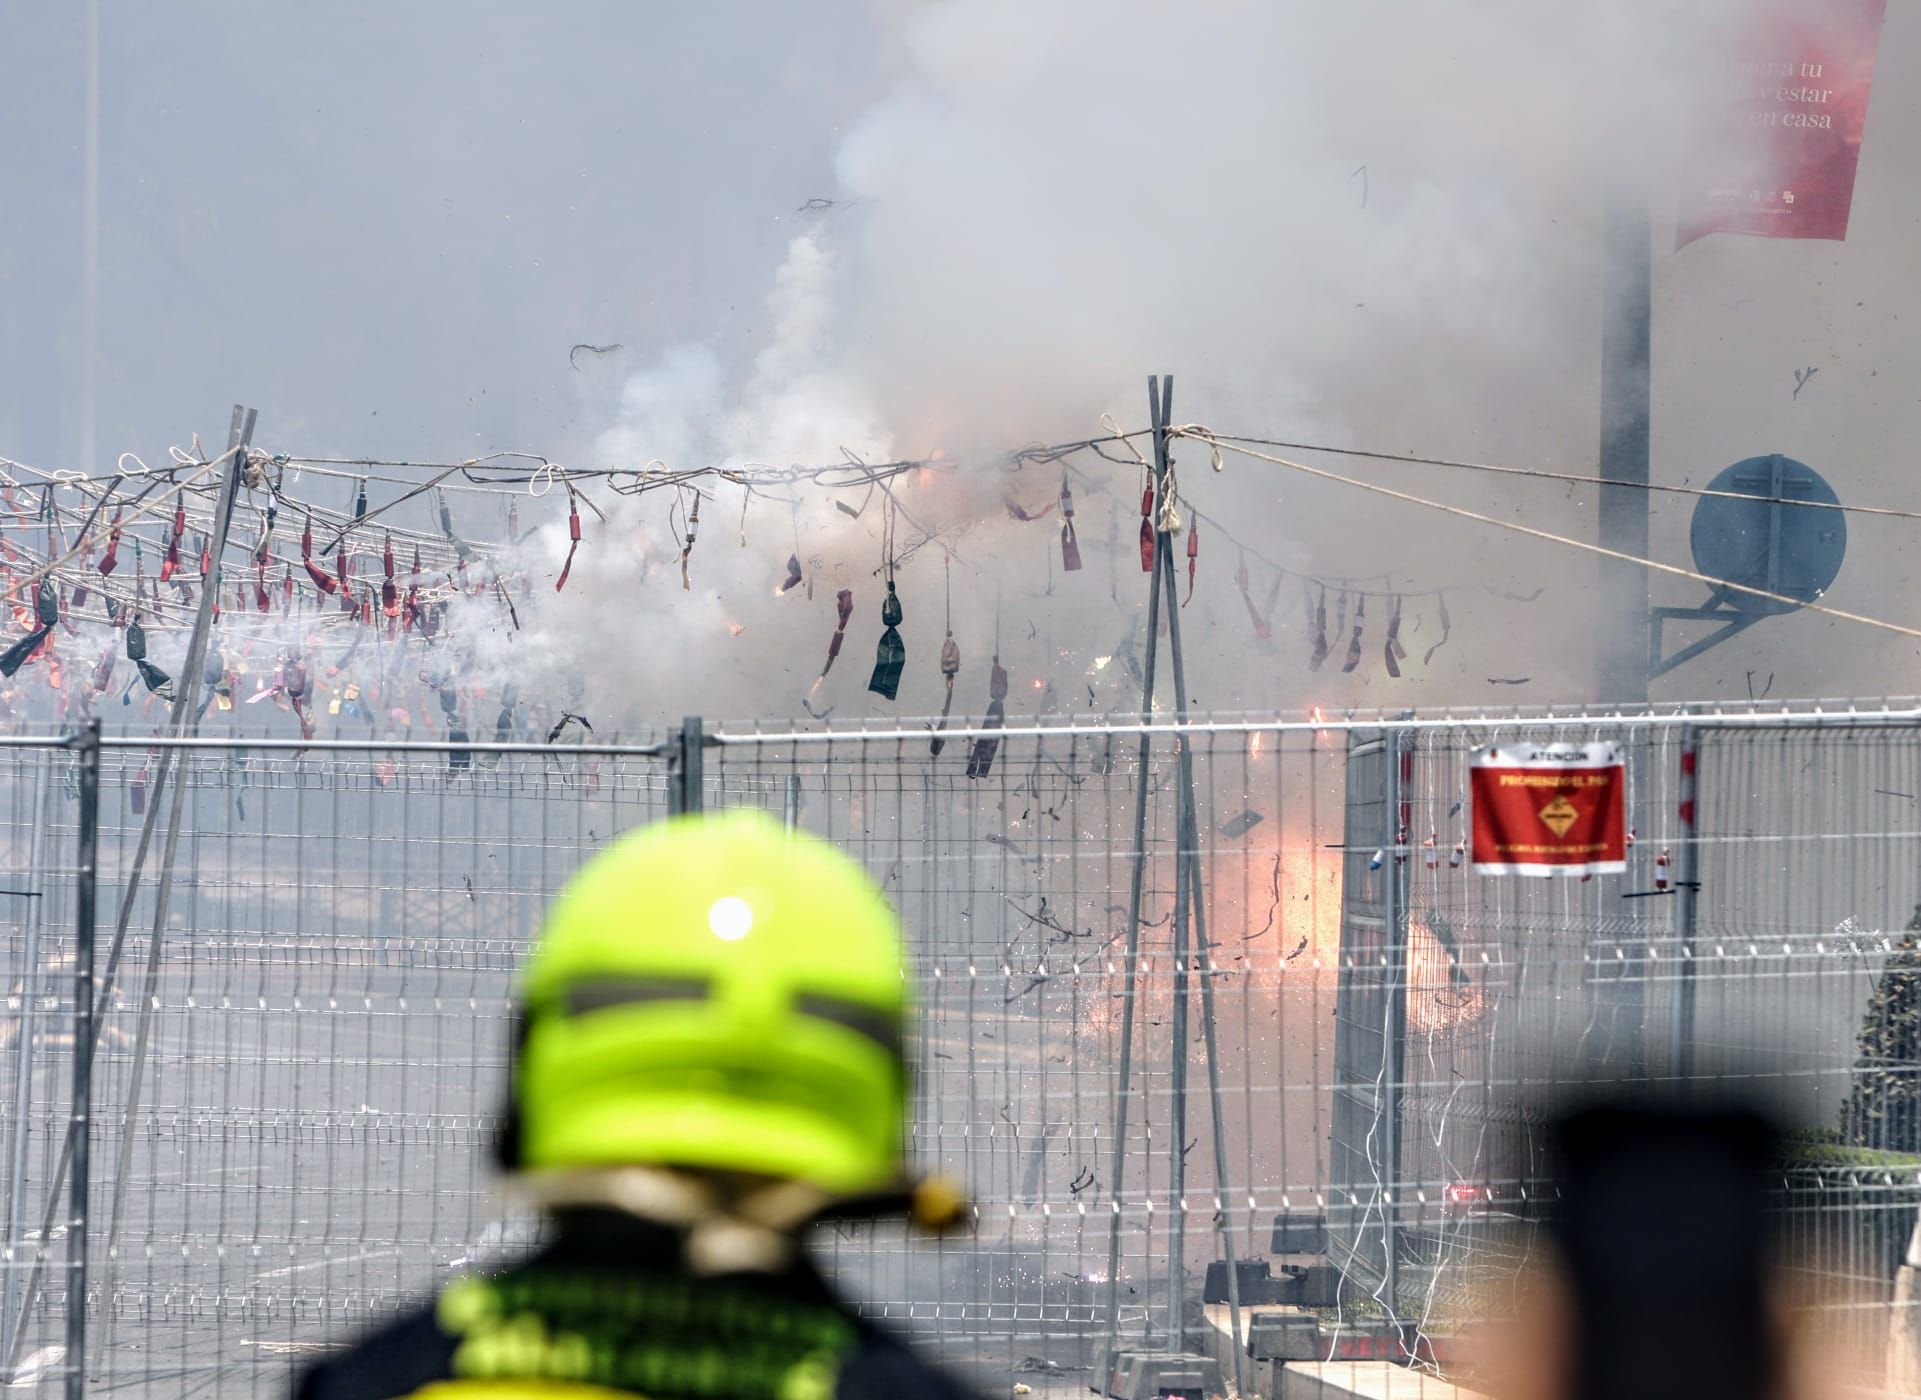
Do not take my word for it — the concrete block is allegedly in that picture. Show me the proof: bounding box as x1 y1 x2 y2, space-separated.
1272 1212 1327 1255
1101 1348 1225 1399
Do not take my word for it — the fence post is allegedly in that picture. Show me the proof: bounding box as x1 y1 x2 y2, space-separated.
0 754 51 1378
1382 728 1409 1316
781 773 802 834
1671 724 1700 1080
66 719 100 1400
671 717 705 815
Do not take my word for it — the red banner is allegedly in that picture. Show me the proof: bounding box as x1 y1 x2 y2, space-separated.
1470 742 1627 877
1675 0 1886 249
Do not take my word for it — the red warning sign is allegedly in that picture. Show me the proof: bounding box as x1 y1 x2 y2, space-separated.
1470 742 1627 877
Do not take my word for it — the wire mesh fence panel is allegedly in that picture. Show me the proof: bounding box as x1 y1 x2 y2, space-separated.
1324 718 1921 1383
0 710 1916 1395
705 724 1349 1387
75 743 671 1396
0 742 84 1394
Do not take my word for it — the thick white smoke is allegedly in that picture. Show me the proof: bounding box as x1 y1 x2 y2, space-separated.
492 0 1919 727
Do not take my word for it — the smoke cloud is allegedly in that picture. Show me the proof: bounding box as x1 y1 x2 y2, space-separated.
498 0 1920 727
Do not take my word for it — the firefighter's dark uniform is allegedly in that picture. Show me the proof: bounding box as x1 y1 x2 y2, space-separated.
296 1211 978 1400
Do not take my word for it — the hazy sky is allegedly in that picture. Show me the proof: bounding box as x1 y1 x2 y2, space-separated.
4 1 1918 715
0 2 882 468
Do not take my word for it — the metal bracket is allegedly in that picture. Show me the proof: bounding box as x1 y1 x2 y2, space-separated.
1649 592 1765 679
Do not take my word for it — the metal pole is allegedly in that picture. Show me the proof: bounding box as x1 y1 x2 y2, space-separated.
1164 591 1191 1352
94 407 252 1373
0 762 51 1376
1597 190 1652 706
1100 375 1169 1381
1156 493 1247 1394
65 721 100 1400
1381 731 1409 1316
5 418 251 1373
1671 724 1701 1080
79 0 99 481
672 717 704 816
781 772 802 834
100 407 255 1001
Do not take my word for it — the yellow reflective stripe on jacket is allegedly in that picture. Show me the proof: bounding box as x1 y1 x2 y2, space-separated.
401 1382 643 1400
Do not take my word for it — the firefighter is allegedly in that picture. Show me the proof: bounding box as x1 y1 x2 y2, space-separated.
298 809 980 1399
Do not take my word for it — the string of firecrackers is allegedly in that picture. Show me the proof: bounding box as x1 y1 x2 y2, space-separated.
0 449 549 734
0 436 953 742
0 438 932 638
0 455 495 619
1005 440 1480 680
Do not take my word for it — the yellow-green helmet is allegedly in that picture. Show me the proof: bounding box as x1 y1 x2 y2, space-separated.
513 810 907 1195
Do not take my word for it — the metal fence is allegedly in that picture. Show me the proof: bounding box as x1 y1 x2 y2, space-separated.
1331 715 1921 1377
0 707 1916 1394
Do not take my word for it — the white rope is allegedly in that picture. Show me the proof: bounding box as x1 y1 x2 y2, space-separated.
1171 425 1921 645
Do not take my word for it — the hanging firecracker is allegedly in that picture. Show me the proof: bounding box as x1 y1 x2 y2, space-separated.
159 500 185 582
403 545 423 632
199 646 232 717
931 631 962 757
679 492 701 591
354 478 368 520
1308 585 1329 670
97 510 123 576
301 515 336 594
1236 551 1270 640
1423 592 1452 666
1450 838 1465 869
0 578 57 677
1655 849 1671 891
1059 478 1082 572
125 615 172 698
812 588 855 692
1138 480 1155 573
867 580 906 701
381 534 399 617
1004 495 1055 523
254 561 270 613
1183 519 1199 606
966 655 1009 780
778 554 804 595
283 652 314 740
1342 595 1365 674
1384 594 1405 679
437 491 472 566
90 645 114 694
557 492 582 592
